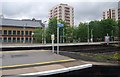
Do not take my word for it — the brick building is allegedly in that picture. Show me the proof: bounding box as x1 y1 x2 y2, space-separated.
0 18 43 43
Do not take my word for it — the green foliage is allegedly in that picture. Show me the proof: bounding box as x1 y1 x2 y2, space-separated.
118 20 120 42
77 22 88 42
100 19 117 36
65 26 74 43
47 17 68 43
89 19 118 42
93 52 120 61
33 27 43 43
112 53 120 61
89 21 104 39
34 18 118 43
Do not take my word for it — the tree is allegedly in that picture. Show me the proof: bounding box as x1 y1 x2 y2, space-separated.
89 20 104 41
118 20 120 46
33 27 43 43
47 17 68 43
64 26 74 43
100 19 117 37
47 17 57 43
77 22 88 42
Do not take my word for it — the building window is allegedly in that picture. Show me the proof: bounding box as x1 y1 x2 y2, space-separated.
8 30 12 35
21 31 24 35
13 38 16 42
0 38 2 42
0 30 2 35
29 38 32 42
17 31 20 35
59 6 62 8
8 38 11 42
25 31 28 35
13 30 16 35
4 30 7 35
21 38 24 42
17 38 20 42
26 38 28 42
4 37 7 42
29 31 32 35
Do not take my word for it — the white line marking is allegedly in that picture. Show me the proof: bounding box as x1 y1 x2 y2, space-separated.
20 64 92 76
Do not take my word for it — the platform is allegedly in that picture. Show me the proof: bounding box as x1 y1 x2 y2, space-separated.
0 50 93 76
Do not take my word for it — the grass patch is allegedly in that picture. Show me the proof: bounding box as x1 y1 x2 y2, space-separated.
94 52 120 61
112 53 120 61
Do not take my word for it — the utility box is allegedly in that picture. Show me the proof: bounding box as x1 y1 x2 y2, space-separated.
105 35 110 45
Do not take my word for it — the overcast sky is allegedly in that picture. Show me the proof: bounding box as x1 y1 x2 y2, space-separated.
0 0 120 25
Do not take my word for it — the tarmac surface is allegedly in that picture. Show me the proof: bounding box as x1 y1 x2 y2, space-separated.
0 50 75 69
1 60 92 76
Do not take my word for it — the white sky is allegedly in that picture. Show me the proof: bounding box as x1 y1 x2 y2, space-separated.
0 0 120 25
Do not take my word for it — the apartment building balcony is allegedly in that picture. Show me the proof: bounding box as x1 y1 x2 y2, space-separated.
65 10 70 13
65 7 70 10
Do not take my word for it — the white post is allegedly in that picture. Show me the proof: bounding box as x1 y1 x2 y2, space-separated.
52 39 54 53
51 34 54 53
57 27 59 54
91 29 93 42
31 32 34 44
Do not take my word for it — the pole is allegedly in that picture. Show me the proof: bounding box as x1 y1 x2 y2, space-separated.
44 26 46 44
31 33 32 44
31 32 34 44
23 24 26 44
112 30 113 41
43 21 47 44
42 31 43 44
88 24 89 43
63 28 64 43
52 39 54 53
91 29 93 42
51 34 54 53
57 27 59 54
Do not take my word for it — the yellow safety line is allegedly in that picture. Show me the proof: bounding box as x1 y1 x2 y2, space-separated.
0 50 49 54
0 59 75 69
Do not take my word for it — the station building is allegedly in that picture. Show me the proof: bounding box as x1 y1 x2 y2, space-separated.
0 18 43 43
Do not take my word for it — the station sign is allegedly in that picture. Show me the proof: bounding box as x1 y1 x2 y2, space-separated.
57 24 64 27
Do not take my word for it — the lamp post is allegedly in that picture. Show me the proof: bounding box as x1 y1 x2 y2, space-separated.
63 28 64 43
43 21 47 44
87 24 90 43
23 25 25 43
111 30 114 41
90 29 93 42
57 26 59 54
51 34 55 53
42 30 44 44
31 32 34 44
23 24 27 44
57 23 64 54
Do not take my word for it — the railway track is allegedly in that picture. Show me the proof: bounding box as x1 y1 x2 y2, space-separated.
60 44 120 53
